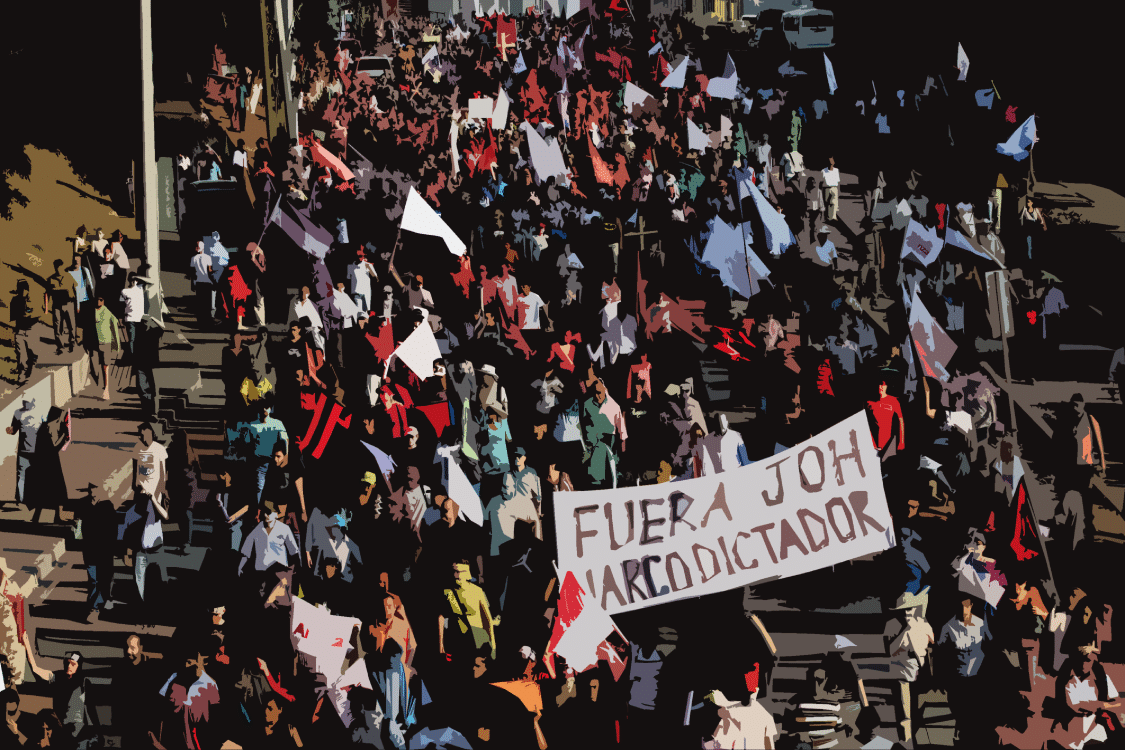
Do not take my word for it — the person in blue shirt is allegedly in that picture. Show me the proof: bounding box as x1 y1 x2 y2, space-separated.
815 226 838 271
238 402 289 503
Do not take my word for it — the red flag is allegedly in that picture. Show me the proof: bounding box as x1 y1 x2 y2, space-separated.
588 134 615 185
1010 481 1040 562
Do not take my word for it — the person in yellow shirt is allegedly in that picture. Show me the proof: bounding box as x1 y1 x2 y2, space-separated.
439 561 496 663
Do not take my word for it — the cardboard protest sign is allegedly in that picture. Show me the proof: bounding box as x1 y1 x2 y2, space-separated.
554 412 895 616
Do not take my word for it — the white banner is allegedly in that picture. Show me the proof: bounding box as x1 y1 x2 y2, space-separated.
555 412 896 616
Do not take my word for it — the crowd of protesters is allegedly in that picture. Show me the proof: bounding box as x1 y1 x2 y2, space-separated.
2 2 1121 749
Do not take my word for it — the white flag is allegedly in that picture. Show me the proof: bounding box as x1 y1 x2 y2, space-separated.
707 54 739 100
824 53 837 95
401 187 466 256
519 122 568 183
390 318 442 380
623 82 655 112
900 219 943 267
661 57 689 89
687 118 710 152
956 43 969 81
468 97 494 120
447 455 484 526
492 88 510 130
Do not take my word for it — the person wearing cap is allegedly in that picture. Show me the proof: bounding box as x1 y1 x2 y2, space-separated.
814 226 838 271
878 587 934 743
303 500 362 584
22 637 90 744
188 239 217 324
486 446 543 559
347 248 379 312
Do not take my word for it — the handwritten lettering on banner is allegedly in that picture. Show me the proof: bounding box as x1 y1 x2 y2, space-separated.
554 412 896 616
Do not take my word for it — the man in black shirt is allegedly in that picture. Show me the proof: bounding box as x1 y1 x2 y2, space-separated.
113 634 159 749
9 280 37 385
80 484 119 621
263 440 306 524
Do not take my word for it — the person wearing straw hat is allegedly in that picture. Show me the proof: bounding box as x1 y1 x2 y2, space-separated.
883 586 934 743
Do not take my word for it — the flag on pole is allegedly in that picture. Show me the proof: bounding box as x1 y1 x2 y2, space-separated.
736 171 796 256
944 227 996 263
543 571 620 676
445 455 484 526
389 316 442 380
401 187 466 256
956 43 969 81
519 122 569 183
686 118 710 152
708 54 739 100
512 52 527 74
273 199 334 259
661 56 689 88
900 219 943 267
701 218 770 298
824 53 837 95
908 286 958 382
623 82 655 113
492 88 510 130
996 115 1036 161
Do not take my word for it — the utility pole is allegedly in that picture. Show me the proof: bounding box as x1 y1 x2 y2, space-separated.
139 0 164 328
260 0 280 142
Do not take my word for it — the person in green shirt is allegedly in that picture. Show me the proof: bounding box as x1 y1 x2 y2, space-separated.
91 296 121 401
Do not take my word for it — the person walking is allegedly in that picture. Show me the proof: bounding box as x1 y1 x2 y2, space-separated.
67 252 96 350
120 274 145 362
22 642 94 746
44 259 77 355
822 156 841 222
91 296 121 401
79 484 118 621
7 396 44 508
9 279 38 385
1020 196 1048 261
189 240 217 325
130 423 169 604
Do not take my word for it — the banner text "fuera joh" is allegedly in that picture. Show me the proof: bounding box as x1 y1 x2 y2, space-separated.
554 412 897 616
